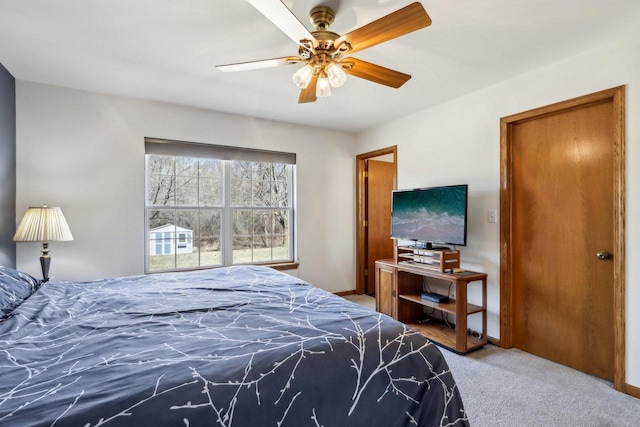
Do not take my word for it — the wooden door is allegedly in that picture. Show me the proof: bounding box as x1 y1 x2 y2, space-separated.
509 97 619 381
366 160 395 294
375 262 396 318
356 147 397 296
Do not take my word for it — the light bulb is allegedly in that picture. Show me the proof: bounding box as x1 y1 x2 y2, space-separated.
292 64 314 89
326 62 346 88
316 75 331 97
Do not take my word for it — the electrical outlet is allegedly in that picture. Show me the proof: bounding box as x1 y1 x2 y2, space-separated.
450 291 456 300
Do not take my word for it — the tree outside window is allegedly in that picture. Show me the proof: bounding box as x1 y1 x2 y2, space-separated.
146 154 293 272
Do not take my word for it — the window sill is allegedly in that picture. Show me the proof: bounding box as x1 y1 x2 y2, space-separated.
146 261 299 275
265 262 299 271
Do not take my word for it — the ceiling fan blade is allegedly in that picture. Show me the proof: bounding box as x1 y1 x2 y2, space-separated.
334 2 431 55
248 0 318 49
216 56 302 72
298 75 318 103
342 58 411 88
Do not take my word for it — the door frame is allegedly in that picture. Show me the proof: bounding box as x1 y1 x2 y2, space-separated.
356 146 397 295
499 86 626 391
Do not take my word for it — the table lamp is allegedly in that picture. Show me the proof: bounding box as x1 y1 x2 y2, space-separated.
13 205 74 282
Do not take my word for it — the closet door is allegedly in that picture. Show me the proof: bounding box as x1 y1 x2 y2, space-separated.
510 99 615 381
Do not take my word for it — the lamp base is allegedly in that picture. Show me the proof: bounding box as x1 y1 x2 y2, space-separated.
40 242 51 282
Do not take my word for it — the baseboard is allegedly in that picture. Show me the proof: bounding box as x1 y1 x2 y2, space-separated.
487 336 500 346
334 290 356 296
626 383 640 399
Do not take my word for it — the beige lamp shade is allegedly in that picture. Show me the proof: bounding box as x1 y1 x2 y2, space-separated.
13 205 74 242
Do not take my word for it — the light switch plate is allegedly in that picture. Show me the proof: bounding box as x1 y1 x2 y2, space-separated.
488 209 497 223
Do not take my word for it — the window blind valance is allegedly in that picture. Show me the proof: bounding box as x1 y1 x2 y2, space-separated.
145 137 296 165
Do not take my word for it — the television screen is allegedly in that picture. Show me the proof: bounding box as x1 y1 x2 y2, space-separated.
391 184 468 246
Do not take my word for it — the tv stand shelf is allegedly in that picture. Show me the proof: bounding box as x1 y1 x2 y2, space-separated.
398 294 484 316
408 322 485 352
375 258 487 354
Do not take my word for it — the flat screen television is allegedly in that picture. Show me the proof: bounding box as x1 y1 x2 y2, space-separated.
391 184 468 247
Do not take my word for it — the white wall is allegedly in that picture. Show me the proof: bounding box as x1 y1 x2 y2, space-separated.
356 33 640 387
15 82 357 293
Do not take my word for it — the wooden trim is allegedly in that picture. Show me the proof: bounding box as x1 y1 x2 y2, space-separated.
356 155 366 295
499 117 512 348
626 383 640 399
268 262 300 271
355 146 397 295
334 290 356 297
499 86 626 392
611 87 626 392
487 336 500 347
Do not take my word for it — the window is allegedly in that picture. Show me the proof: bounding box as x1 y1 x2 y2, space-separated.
145 139 295 273
177 233 187 249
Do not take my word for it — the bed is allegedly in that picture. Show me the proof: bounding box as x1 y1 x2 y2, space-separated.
0 265 468 426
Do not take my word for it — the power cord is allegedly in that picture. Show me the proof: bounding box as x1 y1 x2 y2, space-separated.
441 312 453 329
422 277 435 293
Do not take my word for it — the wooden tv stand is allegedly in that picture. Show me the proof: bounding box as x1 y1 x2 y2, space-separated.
375 258 487 354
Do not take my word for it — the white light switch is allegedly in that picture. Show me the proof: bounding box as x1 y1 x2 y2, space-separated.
488 210 497 223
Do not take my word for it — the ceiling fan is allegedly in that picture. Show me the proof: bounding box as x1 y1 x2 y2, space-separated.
216 1 432 103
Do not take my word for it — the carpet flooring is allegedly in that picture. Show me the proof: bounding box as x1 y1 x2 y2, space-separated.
442 344 640 426
342 294 640 426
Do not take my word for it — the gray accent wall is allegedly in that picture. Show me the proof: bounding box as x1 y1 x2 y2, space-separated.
0 62 16 267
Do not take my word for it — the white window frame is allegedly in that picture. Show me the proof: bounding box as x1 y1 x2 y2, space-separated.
144 138 296 273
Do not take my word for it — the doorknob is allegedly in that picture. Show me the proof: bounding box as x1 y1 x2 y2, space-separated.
596 251 611 260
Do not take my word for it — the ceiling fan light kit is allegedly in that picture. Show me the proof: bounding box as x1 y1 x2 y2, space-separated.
326 62 346 87
293 64 314 88
316 72 332 97
217 1 432 103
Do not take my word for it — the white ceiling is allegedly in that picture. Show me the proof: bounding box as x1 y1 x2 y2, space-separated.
1 0 640 133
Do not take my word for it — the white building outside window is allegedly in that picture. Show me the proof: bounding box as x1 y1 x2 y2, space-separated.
145 138 296 273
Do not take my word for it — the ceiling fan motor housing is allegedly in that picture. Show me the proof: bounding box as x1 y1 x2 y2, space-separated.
299 29 343 60
302 7 345 61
